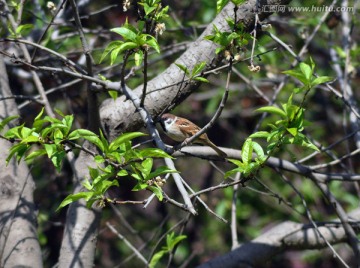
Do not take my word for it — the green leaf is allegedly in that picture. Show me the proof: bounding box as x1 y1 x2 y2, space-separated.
141 158 153 178
224 168 242 178
83 179 93 191
193 77 209 83
54 108 65 118
15 24 34 36
149 250 167 268
108 90 118 100
167 233 186 249
241 138 253 164
99 41 124 63
89 167 99 180
217 0 230 14
287 127 298 136
5 125 32 139
132 181 148 190
119 41 138 52
191 62 206 77
311 76 333 86
6 143 29 164
68 129 105 152
138 148 172 159
50 151 66 172
215 47 224 54
34 107 45 121
144 3 157 15
231 0 246 5
134 50 144 66
109 132 146 151
111 27 137 41
62 115 74 136
21 135 40 144
25 149 47 161
117 169 128 176
144 35 160 53
43 116 63 124
255 106 287 118
54 128 64 141
299 62 312 81
147 166 177 180
283 70 308 85
249 131 269 139
252 141 265 161
94 155 105 164
148 185 163 201
99 130 109 153
44 143 56 158
97 179 119 194
175 63 190 76
227 158 244 167
110 46 122 65
226 32 240 43
56 192 93 211
0 115 19 132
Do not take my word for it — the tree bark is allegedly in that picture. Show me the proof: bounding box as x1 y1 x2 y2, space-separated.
58 145 101 268
0 56 43 267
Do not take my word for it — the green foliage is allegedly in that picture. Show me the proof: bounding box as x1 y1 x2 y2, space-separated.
175 61 209 83
283 58 332 94
100 0 169 67
131 158 177 201
98 74 118 100
149 232 187 268
216 0 246 14
204 20 251 57
7 23 34 38
100 20 160 66
138 0 169 21
0 108 176 210
250 60 330 153
253 95 318 152
227 60 328 178
225 138 266 178
0 115 19 132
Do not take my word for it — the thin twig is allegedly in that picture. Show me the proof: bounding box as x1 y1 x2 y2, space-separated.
106 222 148 266
278 170 350 268
231 172 240 250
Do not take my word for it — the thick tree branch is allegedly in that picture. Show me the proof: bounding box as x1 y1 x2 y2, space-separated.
197 209 360 268
0 55 42 267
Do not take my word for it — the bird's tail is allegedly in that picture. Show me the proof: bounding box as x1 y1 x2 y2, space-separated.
207 142 227 158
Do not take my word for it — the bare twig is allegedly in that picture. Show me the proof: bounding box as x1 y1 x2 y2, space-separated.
278 170 349 268
231 172 240 250
106 222 148 266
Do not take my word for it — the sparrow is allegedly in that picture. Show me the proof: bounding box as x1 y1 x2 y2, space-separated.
159 113 227 157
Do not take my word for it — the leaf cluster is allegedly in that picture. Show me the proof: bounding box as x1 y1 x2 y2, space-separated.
204 19 251 56
149 232 187 268
226 60 330 178
100 20 160 66
175 61 209 83
0 108 176 210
